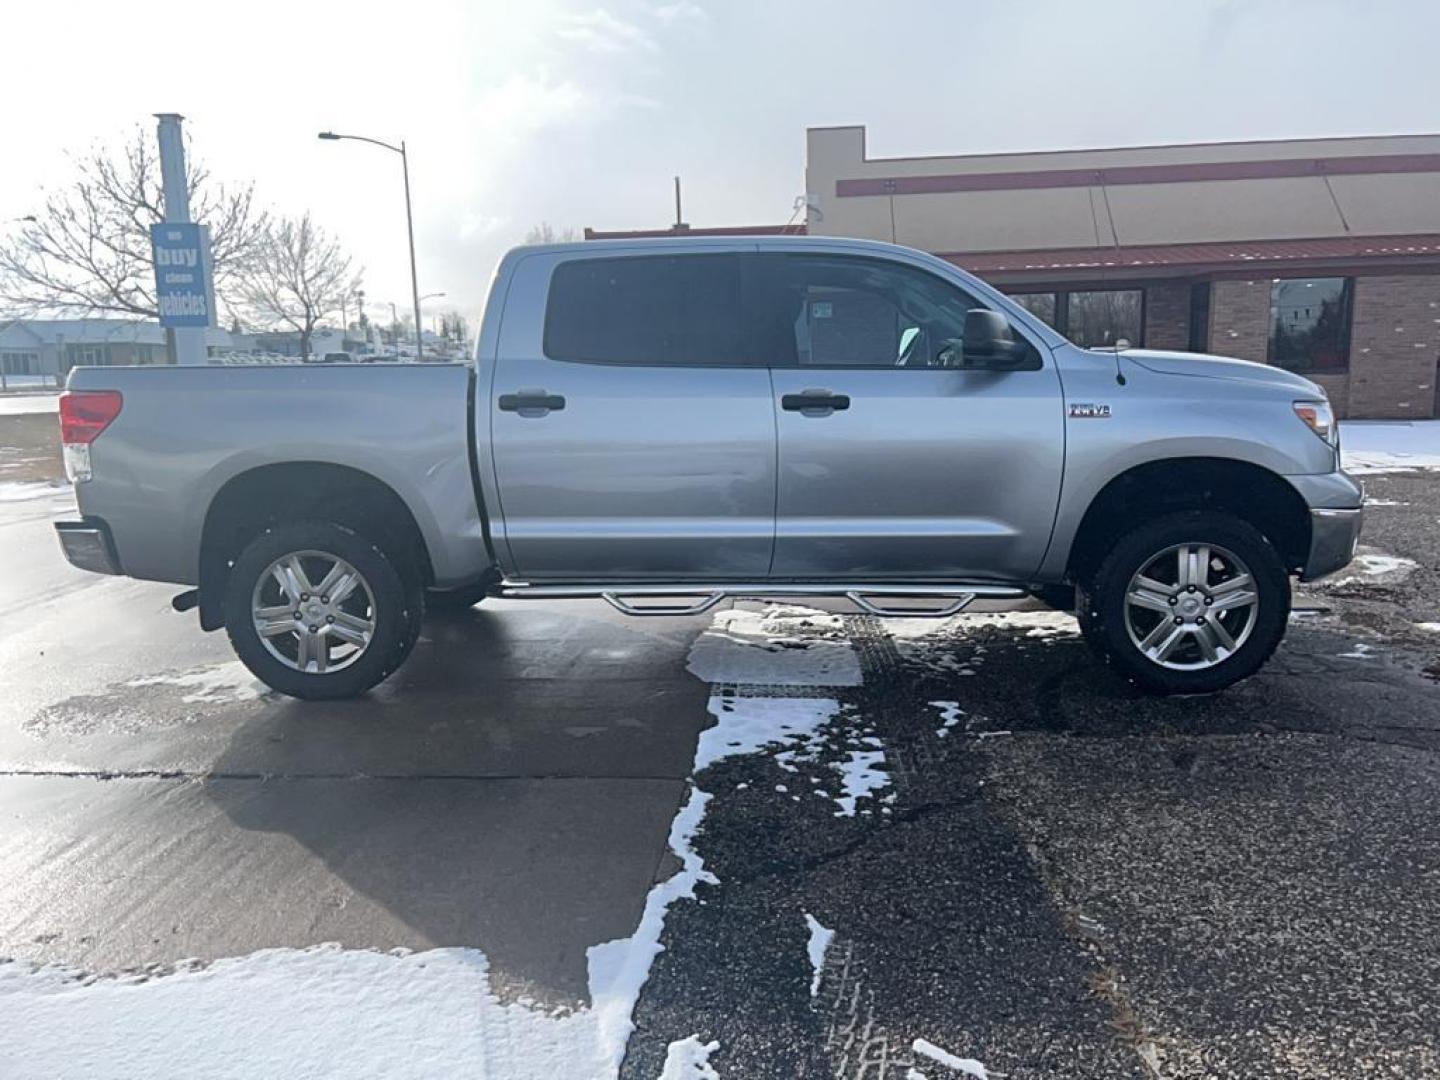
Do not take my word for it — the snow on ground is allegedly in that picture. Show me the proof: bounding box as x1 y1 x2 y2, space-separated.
657 1036 721 1079
587 788 716 1075
802 914 835 997
833 748 888 816
1327 547 1418 587
883 610 1078 640
0 946 605 1079
686 606 861 686
0 392 60 416
126 661 270 705
1341 420 1440 474
0 480 70 502
912 1037 989 1079
696 697 841 771
931 701 966 738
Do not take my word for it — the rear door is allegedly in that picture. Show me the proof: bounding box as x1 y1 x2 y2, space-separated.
488 248 776 581
752 252 1065 581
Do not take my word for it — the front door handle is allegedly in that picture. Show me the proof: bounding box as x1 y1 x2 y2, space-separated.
498 390 566 417
781 390 851 416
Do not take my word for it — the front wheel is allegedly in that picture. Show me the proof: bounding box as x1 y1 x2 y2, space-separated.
1079 511 1290 694
224 521 424 700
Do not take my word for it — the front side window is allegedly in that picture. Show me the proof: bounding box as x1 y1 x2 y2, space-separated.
1269 277 1351 372
1066 289 1144 348
544 254 745 366
748 253 1009 369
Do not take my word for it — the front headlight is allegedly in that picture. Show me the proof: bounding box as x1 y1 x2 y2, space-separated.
1293 400 1337 446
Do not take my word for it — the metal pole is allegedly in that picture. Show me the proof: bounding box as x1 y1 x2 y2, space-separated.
402 142 422 360
155 114 207 366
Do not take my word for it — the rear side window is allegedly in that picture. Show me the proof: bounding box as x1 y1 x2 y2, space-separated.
544 254 746 366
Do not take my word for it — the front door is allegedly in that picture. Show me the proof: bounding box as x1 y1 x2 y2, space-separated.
751 252 1065 582
489 250 776 581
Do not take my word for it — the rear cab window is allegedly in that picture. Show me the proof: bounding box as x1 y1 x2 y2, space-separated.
543 254 746 366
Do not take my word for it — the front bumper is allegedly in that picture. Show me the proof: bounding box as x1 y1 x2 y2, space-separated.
1300 506 1363 581
55 519 122 576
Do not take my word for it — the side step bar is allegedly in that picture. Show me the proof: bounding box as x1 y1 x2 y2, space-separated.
492 581 1028 618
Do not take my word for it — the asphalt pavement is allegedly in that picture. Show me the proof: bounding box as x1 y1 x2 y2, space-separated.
1 403 1437 1078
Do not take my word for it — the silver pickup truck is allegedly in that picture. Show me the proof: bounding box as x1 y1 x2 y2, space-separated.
55 236 1363 699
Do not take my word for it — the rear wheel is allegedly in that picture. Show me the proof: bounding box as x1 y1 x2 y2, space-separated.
225 521 424 700
1079 511 1289 694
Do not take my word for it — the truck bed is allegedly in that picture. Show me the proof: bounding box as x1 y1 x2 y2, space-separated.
67 363 490 588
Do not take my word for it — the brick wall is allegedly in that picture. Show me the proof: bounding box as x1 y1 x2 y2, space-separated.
1144 283 1190 350
1207 279 1271 364
1346 275 1440 420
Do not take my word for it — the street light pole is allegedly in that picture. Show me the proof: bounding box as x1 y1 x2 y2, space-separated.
318 130 424 359
400 142 422 360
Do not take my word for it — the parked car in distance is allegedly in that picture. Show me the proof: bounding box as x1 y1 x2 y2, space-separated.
54 237 1363 700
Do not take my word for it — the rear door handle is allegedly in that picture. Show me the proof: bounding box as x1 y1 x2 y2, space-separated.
498 390 566 417
781 390 850 416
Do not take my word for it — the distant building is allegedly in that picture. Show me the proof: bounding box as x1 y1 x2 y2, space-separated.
0 319 243 375
806 126 1440 419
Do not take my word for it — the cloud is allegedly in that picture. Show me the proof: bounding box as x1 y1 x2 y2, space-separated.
556 9 657 53
649 0 708 23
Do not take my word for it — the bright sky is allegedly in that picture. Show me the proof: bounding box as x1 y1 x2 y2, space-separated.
4 0 1438 327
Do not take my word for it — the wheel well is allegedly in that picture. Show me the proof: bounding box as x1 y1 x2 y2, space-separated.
1067 458 1311 584
199 462 433 630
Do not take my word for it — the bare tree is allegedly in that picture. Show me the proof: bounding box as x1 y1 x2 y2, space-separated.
237 214 359 362
0 126 265 319
524 222 579 245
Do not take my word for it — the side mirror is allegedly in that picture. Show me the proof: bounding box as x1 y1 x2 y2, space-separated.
960 308 1030 369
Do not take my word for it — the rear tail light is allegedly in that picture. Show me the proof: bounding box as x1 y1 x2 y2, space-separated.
60 391 123 444
59 391 122 483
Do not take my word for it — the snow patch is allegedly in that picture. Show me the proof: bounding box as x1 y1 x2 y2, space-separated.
685 606 860 686
0 946 610 1079
658 1035 720 1079
588 787 717 1074
1341 420 1440 474
884 609 1077 640
931 700 965 738
696 697 841 772
802 914 834 997
1338 642 1379 660
1416 622 1440 633
0 480 71 502
833 749 887 816
0 392 60 416
1328 548 1418 587
913 1037 989 1079
126 661 270 705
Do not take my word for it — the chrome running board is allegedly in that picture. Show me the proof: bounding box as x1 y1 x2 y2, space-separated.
493 581 1027 618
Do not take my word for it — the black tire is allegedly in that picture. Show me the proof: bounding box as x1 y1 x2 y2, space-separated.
225 520 425 700
1082 511 1290 694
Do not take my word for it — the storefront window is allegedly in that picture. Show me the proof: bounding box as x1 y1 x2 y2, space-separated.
1067 289 1144 348
1268 278 1351 372
1010 292 1058 328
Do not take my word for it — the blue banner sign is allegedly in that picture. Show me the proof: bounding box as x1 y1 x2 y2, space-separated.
150 222 215 328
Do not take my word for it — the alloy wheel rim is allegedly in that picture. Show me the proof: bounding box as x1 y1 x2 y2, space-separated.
1122 542 1259 671
252 550 376 674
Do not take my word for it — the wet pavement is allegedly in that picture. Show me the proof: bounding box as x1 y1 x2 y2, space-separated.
1 406 1438 1077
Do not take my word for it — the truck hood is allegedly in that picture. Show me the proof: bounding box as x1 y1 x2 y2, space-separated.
1116 348 1325 398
